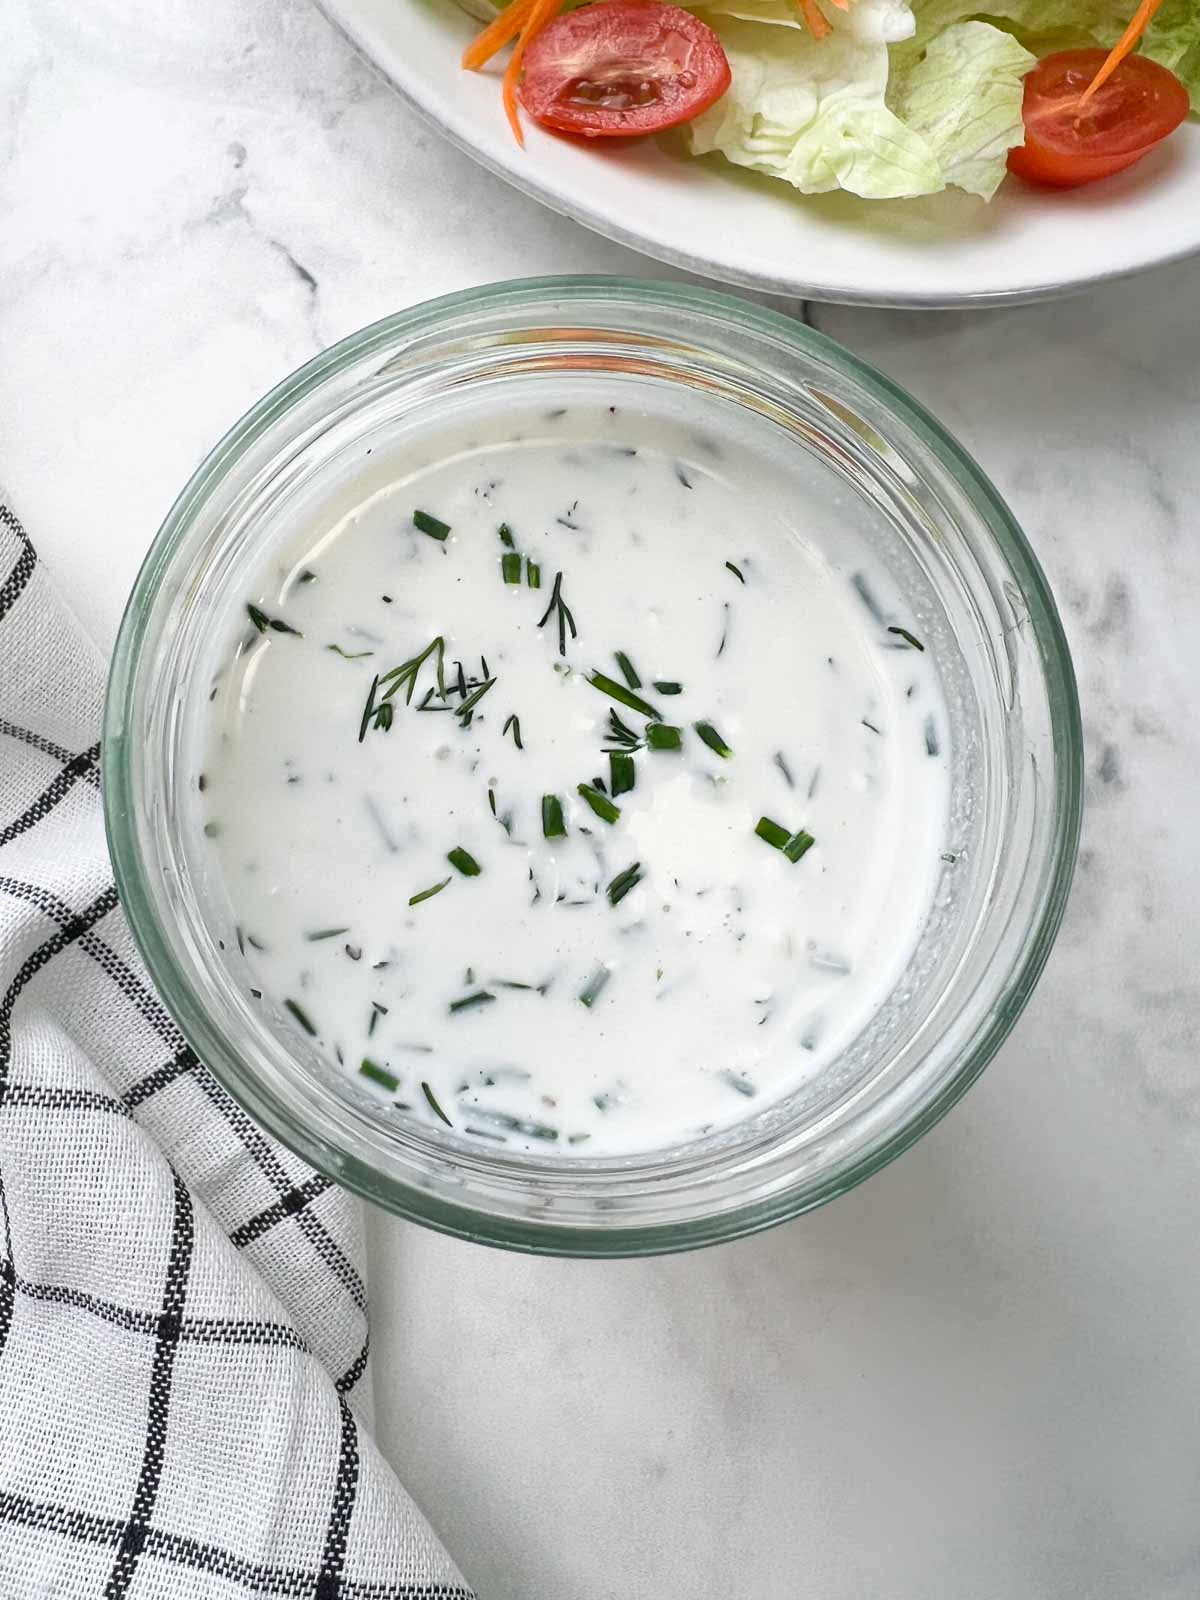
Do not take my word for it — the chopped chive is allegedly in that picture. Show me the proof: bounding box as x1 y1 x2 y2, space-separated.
304 927 350 942
579 966 611 1007
497 522 515 548
609 751 635 797
449 991 495 1014
501 551 522 584
756 816 816 863
413 509 450 541
861 719 882 736
447 847 482 877
588 672 660 721
721 1069 757 1098
653 681 683 696
488 787 497 817
542 794 567 839
755 816 791 851
646 723 683 752
526 559 541 589
409 877 451 906
577 783 620 824
614 651 641 689
359 1058 399 1092
503 713 523 750
725 561 745 584
783 829 815 863
888 625 925 652
421 1081 453 1126
284 998 317 1036
367 1000 388 1038
327 643 374 660
694 720 733 759
607 862 643 906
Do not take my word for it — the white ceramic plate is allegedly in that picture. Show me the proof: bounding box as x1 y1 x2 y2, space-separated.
320 0 1200 307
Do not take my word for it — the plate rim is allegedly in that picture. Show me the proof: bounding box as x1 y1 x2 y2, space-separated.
314 0 1200 309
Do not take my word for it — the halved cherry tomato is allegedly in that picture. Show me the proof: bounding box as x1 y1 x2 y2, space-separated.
518 2 731 140
1009 49 1190 189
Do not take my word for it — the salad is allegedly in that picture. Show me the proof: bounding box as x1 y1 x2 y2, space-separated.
458 0 1200 200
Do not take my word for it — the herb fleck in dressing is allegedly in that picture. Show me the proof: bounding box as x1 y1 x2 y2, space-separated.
200 402 950 1154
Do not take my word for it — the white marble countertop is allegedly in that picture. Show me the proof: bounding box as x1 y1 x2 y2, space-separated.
5 2 1199 1596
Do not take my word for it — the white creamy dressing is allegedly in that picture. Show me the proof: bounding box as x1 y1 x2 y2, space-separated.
199 400 950 1155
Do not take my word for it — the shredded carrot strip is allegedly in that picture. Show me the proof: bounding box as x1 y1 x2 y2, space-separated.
797 0 833 39
502 0 564 145
1080 0 1167 104
462 0 537 72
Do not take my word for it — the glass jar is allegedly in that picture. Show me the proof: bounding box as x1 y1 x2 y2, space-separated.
103 278 1082 1256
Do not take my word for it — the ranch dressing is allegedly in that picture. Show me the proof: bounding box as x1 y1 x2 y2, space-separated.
199 400 950 1155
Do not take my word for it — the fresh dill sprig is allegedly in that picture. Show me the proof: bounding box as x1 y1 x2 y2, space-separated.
725 561 745 584
503 713 524 750
536 570 578 657
603 709 644 752
376 636 446 708
247 603 302 637
327 644 374 660
304 927 350 942
454 676 496 724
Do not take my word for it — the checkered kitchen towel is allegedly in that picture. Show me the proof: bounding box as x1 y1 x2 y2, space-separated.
0 505 473 1596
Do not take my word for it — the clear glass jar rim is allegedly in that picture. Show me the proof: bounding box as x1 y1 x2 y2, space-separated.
103 276 1083 1256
